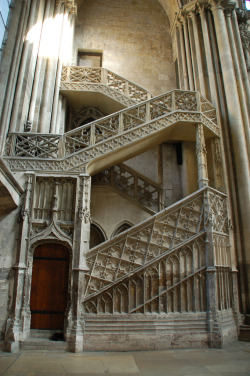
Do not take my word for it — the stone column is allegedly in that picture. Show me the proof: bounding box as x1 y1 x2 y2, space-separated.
231 12 250 116
211 1 250 312
190 10 206 96
198 6 219 109
0 0 32 149
69 174 91 352
225 9 250 159
50 2 76 133
8 0 41 133
196 124 209 189
182 15 195 91
38 0 63 134
27 0 54 132
175 26 183 89
5 172 35 352
178 21 189 90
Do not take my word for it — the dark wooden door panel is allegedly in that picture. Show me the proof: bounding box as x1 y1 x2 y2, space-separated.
30 244 69 330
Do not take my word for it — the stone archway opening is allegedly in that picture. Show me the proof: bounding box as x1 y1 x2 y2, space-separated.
30 243 70 331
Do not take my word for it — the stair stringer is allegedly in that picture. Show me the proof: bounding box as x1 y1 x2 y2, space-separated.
60 82 139 109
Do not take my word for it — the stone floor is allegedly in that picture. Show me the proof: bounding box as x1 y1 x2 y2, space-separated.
0 340 250 376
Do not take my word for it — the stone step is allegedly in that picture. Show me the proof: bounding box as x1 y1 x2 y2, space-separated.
21 338 68 351
239 325 250 341
30 329 63 339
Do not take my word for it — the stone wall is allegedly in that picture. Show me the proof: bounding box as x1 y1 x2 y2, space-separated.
0 209 19 338
74 0 176 95
91 186 150 240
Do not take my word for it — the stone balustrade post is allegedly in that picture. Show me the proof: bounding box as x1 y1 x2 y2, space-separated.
204 188 220 347
101 68 108 85
196 124 209 188
118 112 124 133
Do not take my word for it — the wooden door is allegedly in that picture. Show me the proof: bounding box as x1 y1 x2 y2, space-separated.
30 244 69 330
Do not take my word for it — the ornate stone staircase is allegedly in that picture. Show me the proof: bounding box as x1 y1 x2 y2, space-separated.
83 187 230 312
81 186 237 350
3 67 239 351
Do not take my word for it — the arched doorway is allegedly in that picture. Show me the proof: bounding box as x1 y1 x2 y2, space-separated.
90 224 106 249
30 243 70 330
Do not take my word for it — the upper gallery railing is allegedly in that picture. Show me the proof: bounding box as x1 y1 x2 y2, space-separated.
60 66 151 103
4 90 219 161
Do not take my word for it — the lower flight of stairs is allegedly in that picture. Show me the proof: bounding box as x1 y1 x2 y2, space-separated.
20 330 68 351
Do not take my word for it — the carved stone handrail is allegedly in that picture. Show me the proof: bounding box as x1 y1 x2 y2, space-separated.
60 66 151 103
4 90 219 173
83 187 232 315
92 163 163 212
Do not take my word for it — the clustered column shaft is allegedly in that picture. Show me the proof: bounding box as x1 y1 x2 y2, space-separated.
8 0 76 135
175 0 250 314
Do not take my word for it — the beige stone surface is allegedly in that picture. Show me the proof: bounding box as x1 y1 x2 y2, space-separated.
91 186 150 239
0 341 250 375
74 0 176 95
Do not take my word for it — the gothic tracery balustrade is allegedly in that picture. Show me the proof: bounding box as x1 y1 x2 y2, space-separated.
4 90 220 172
83 187 232 315
60 66 150 103
92 163 163 212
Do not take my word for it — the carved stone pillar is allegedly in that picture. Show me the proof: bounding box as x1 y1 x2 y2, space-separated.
204 189 222 347
69 174 91 352
196 124 209 189
211 138 224 191
5 172 35 352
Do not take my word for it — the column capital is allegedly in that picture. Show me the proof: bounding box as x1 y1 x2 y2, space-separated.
224 7 234 17
208 0 224 11
196 3 209 15
176 19 184 29
56 0 77 15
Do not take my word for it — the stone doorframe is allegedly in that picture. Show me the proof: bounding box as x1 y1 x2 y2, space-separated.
4 172 92 352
